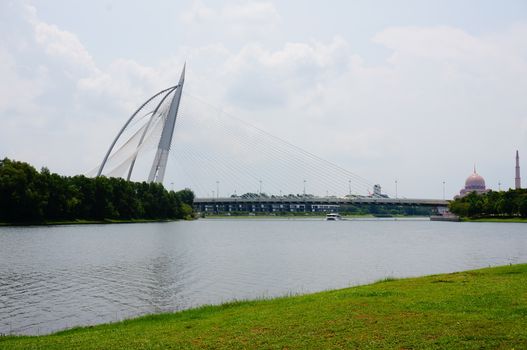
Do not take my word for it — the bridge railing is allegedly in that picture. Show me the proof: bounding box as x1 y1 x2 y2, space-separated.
194 197 449 206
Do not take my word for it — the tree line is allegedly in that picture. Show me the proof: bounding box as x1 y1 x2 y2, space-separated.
0 158 194 223
449 189 527 218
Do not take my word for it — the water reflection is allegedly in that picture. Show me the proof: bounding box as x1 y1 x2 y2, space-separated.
0 219 526 335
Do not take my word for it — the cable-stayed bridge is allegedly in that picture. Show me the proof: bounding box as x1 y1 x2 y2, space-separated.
89 64 448 213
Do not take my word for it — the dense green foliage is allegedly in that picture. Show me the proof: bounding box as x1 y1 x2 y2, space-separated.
449 189 527 218
2 264 526 349
0 158 194 223
339 203 433 216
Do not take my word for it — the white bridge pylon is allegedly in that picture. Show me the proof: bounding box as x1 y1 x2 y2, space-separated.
96 64 185 184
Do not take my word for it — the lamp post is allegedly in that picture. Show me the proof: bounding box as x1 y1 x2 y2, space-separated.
442 181 445 200
259 180 262 196
216 181 219 199
395 179 398 199
303 179 307 213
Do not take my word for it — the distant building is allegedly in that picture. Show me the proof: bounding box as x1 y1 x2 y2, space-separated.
371 184 389 198
515 150 521 189
456 166 490 198
373 184 382 196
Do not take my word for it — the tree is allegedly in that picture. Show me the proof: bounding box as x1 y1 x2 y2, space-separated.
175 188 195 207
0 158 45 222
0 158 194 223
448 188 527 218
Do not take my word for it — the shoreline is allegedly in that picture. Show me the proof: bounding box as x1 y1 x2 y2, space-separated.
2 216 526 227
461 217 527 223
2 263 526 349
0 218 180 227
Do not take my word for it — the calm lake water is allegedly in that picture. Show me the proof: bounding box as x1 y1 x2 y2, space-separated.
1 218 526 335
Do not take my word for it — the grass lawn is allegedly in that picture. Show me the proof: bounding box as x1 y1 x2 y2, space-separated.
2 264 526 349
463 217 527 223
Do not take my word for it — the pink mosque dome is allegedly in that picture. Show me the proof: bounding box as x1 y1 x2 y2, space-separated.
457 166 489 198
464 172 486 190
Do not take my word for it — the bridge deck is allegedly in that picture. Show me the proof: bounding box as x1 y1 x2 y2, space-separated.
195 197 449 207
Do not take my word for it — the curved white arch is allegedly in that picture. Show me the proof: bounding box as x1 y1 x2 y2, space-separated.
96 85 177 177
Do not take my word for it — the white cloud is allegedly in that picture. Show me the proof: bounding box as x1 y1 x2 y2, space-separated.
0 3 151 173
180 0 279 38
221 37 351 112
222 1 279 23
182 0 279 24
31 15 97 74
0 48 46 118
180 0 215 24
373 26 494 61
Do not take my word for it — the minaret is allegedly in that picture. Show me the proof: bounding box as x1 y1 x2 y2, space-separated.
515 150 521 189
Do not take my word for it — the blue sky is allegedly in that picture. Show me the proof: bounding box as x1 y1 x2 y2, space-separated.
1 0 527 198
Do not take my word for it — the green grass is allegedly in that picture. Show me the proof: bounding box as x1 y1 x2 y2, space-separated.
2 264 526 349
462 217 527 223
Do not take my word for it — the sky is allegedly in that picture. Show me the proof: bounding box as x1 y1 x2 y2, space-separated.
1 0 526 198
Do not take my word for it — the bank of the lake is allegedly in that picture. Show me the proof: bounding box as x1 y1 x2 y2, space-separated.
461 217 527 223
0 218 191 227
2 264 526 349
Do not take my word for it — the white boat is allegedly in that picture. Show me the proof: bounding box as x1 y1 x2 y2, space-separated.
326 213 341 221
